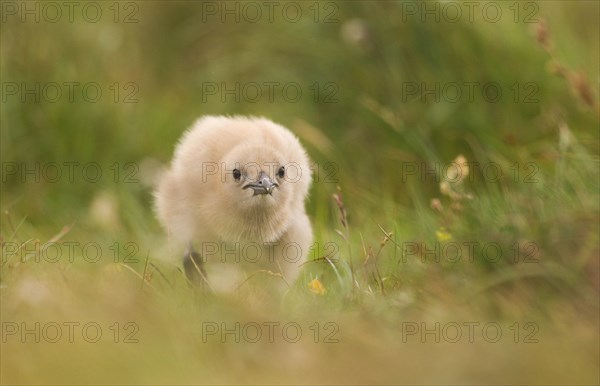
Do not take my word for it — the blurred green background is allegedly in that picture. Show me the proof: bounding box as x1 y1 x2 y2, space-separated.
1 1 599 384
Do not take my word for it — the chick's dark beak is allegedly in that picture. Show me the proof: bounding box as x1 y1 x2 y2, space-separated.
242 171 278 196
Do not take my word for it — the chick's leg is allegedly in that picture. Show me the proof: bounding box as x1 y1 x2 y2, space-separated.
183 247 208 286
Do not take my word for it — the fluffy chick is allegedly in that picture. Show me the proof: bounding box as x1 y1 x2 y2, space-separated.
154 115 313 290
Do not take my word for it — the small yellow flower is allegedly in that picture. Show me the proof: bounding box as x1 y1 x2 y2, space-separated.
308 278 326 295
436 227 452 242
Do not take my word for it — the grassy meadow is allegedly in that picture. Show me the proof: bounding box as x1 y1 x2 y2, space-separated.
1 1 599 384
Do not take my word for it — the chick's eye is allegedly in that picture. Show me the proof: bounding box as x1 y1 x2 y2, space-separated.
277 166 285 179
232 169 241 180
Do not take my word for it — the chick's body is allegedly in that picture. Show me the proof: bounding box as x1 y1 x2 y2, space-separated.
154 116 313 288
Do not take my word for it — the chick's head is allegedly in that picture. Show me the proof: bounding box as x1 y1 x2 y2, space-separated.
205 123 312 242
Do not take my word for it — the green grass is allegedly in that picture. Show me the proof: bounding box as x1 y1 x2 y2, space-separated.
1 1 599 384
